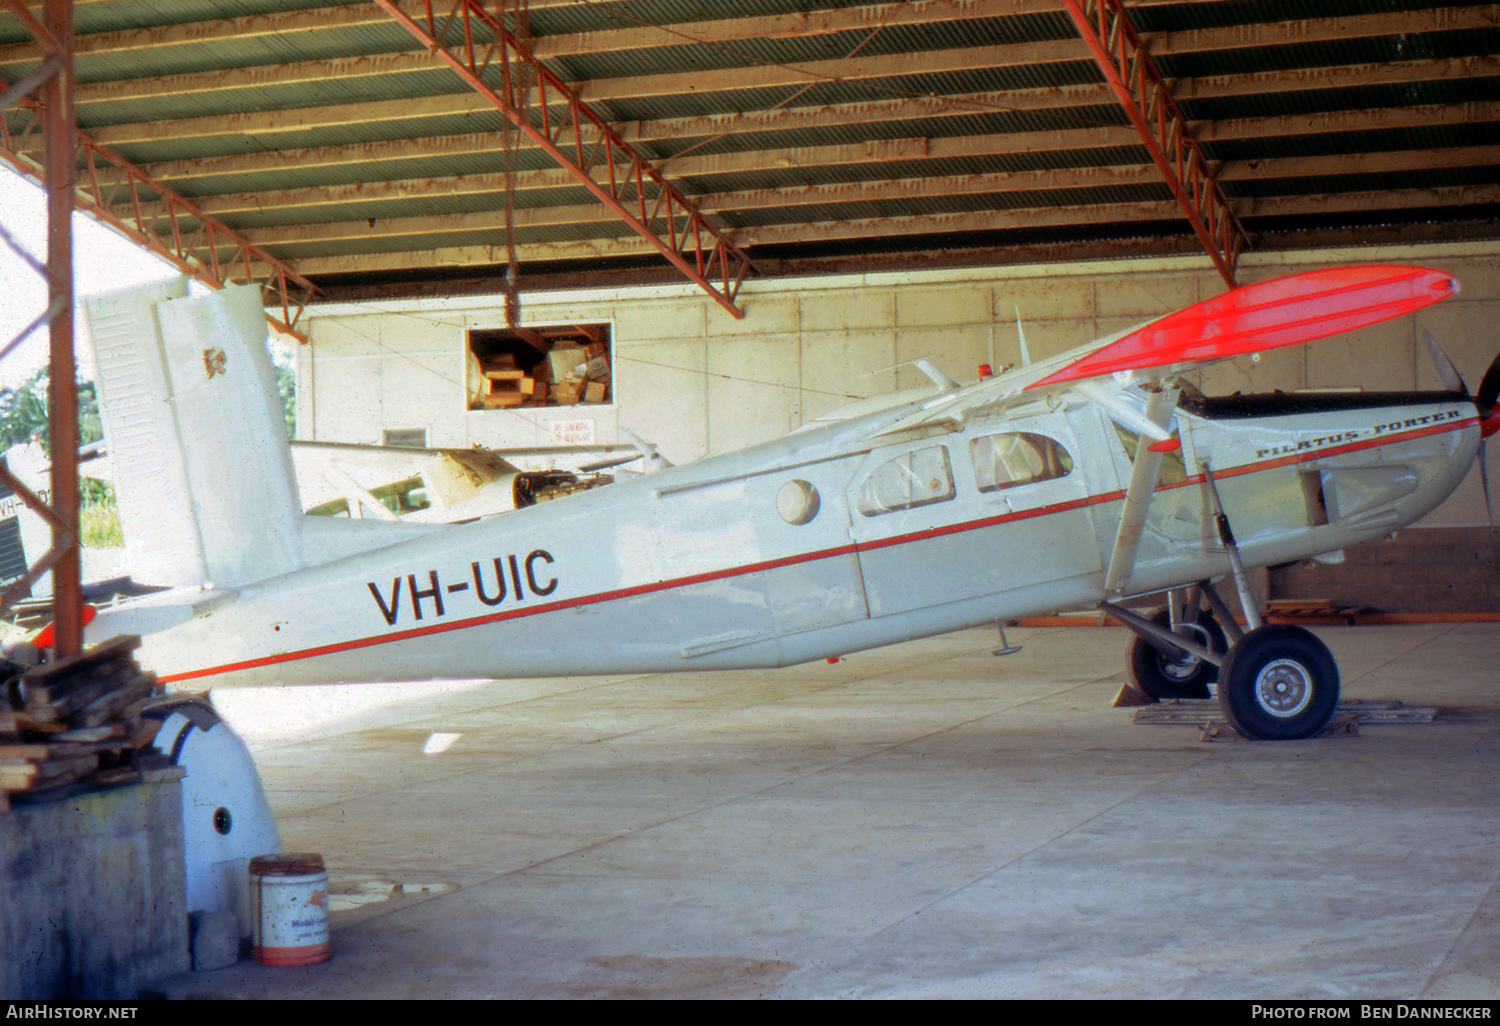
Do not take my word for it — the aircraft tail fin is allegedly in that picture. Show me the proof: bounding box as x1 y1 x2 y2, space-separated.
85 279 304 589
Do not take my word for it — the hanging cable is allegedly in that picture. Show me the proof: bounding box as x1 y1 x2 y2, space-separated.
502 0 531 330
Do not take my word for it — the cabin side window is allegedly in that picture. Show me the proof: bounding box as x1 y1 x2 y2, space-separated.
856 445 955 516
1112 425 1188 486
970 432 1073 493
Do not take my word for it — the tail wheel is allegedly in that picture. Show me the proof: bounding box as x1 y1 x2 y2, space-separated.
1217 625 1340 740
1126 607 1226 700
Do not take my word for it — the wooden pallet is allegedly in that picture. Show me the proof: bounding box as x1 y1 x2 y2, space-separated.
0 635 165 811
1131 698 1438 741
1264 600 1377 624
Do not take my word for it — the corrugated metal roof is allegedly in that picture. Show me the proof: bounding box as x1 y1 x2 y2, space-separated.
0 0 1495 298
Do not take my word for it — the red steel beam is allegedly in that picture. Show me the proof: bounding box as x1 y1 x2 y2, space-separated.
0 114 321 341
42 0 77 655
1059 0 1247 288
0 0 81 654
373 0 755 318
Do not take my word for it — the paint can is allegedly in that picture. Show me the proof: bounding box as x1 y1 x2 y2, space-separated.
249 853 330 966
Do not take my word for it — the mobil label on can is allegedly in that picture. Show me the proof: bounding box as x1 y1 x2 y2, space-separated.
249 853 330 966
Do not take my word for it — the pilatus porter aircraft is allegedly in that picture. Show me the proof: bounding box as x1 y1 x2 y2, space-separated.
33 265 1496 741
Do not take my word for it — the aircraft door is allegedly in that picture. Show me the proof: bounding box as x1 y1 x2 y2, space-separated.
846 414 1103 618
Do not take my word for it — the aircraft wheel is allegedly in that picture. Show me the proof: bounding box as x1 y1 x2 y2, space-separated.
1216 625 1340 740
1126 607 1225 700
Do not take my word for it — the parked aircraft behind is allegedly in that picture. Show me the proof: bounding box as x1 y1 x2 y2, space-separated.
0 422 640 600
31 266 1496 740
293 439 637 523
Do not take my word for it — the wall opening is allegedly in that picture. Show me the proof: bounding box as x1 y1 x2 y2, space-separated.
466 324 612 411
382 427 428 448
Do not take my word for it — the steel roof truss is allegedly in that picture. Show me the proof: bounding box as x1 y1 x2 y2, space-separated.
373 0 755 318
1061 0 1249 288
0 109 320 341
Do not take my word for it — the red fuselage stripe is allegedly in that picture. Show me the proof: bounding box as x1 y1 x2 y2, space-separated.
157 414 1476 683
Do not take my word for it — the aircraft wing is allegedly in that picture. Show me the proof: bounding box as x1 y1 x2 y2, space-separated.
1025 264 1457 390
290 439 638 465
860 265 1461 599
870 265 1459 441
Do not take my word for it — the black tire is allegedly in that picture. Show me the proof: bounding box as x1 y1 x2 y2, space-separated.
1216 625 1340 740
1126 607 1226 700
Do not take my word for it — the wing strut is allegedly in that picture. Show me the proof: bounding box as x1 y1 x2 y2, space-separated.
1103 387 1179 595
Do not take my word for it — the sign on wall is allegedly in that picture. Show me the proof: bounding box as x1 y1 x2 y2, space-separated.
549 419 596 446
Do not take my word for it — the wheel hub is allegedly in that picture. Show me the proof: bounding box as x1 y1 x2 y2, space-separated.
1159 624 1211 681
1254 658 1313 717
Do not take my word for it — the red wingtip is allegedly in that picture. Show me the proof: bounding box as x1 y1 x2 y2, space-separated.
1147 437 1182 453
33 604 98 649
1028 266 1459 390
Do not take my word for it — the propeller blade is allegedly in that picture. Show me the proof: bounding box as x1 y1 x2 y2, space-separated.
1478 350 1500 416
1481 438 1498 562
1422 330 1467 394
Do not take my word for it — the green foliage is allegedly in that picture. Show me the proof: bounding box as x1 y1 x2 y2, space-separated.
1 356 293 548
2 369 118 547
0 366 104 455
80 490 122 548
2 354 295 449
274 351 296 439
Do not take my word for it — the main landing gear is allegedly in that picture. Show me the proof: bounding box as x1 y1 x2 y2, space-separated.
1126 605 1225 700
1105 581 1342 741
1215 623 1340 741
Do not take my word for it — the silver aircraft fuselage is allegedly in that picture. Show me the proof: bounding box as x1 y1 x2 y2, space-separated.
124 385 1479 690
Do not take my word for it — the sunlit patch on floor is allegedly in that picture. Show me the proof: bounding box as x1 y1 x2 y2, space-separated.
328 876 458 912
423 731 463 754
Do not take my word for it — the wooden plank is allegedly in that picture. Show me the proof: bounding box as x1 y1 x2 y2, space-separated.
1133 699 1438 726
26 666 146 721
0 764 38 788
0 738 129 760
74 675 158 729
24 660 136 710
19 635 140 689
0 711 66 733
479 391 526 408
52 723 131 743
0 753 98 791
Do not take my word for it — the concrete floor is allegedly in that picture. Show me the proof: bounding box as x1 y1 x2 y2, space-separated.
158 622 1500 1000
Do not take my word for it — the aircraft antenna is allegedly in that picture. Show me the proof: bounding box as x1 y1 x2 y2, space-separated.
912 358 960 392
1015 307 1031 367
621 426 673 472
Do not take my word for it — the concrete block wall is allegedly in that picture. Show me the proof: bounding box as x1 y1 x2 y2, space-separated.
1 779 189 998
297 240 1500 611
1269 528 1500 614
